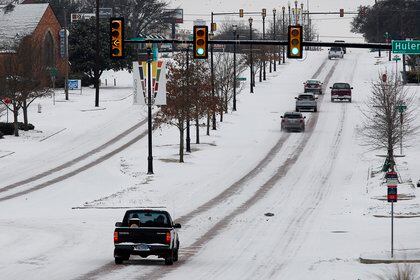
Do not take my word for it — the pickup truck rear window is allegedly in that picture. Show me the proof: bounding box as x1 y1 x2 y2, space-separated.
332 83 350 89
330 47 342 52
123 211 171 227
298 95 315 100
284 114 301 119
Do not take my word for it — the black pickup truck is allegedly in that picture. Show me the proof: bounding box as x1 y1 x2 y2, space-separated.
113 208 181 265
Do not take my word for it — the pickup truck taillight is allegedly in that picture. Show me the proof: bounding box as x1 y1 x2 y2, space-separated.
114 231 119 243
165 232 171 244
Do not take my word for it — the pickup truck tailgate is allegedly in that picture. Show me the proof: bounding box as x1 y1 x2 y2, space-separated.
116 227 170 244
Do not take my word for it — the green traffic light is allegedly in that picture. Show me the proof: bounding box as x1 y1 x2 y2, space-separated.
292 47 299 55
197 48 205 56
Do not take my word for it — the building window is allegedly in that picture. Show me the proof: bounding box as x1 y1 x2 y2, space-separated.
43 31 55 67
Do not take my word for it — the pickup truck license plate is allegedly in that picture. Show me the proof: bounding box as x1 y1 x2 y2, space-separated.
134 244 150 251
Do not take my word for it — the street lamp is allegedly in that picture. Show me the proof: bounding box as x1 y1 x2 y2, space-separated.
249 17 254 93
233 24 238 111
273 8 276 72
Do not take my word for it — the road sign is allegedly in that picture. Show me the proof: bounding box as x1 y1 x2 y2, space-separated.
48 67 58 78
98 8 113 18
68 79 81 90
59 29 69 58
386 171 398 185
392 55 401 61
236 77 246 81
387 186 397 202
392 40 420 54
70 13 95 23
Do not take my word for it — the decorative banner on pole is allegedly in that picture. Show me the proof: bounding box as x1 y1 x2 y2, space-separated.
155 60 167 105
132 60 167 105
132 61 146 105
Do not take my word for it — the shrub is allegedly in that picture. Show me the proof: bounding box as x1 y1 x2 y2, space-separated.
18 122 35 130
0 122 15 135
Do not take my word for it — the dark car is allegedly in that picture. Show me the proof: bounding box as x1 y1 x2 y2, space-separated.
303 79 323 94
281 112 306 132
334 40 346 54
330 82 353 102
113 208 181 265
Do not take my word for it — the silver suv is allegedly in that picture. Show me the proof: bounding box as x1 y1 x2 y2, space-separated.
295 93 318 112
281 112 306 132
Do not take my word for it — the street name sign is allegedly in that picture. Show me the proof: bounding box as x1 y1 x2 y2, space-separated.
392 40 420 54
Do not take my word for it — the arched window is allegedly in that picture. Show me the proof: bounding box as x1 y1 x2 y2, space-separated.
43 31 55 67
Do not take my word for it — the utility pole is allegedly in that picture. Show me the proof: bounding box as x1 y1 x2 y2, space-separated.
249 17 254 93
375 0 381 57
64 8 69 100
211 12 216 130
147 46 154 174
262 9 266 81
186 47 191 153
273 8 276 72
282 6 286 64
94 0 100 107
233 25 237 111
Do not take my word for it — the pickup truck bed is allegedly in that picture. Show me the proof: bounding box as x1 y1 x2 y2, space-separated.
113 209 181 265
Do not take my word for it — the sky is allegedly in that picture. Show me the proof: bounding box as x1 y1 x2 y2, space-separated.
169 0 376 42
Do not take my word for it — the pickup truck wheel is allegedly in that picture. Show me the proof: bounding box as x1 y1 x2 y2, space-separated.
115 257 124 265
173 249 179 262
331 98 334 102
349 98 352 103
314 107 318 112
165 251 174 265
295 107 299 112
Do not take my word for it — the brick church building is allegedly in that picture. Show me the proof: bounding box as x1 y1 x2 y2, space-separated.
0 2 65 79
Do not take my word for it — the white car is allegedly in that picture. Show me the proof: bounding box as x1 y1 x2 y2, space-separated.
328 47 344 59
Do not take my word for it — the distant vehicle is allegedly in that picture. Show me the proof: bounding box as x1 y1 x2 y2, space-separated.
295 93 318 112
303 79 323 94
330 82 353 102
281 112 306 132
334 40 346 54
113 208 181 265
328 47 344 59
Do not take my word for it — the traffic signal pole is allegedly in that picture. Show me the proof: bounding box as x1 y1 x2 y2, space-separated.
147 47 154 174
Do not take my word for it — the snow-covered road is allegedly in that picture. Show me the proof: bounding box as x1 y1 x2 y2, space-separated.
1 50 419 280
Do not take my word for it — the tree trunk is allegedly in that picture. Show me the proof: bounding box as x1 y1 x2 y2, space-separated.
259 62 262 82
195 115 200 144
206 113 210 136
220 104 223 122
23 99 29 131
13 102 19 137
179 122 184 163
224 92 228 114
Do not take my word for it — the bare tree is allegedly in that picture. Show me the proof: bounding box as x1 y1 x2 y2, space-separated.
360 72 418 171
214 51 247 117
155 52 216 163
0 36 51 135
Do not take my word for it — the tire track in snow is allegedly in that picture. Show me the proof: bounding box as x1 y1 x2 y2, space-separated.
120 61 339 280
0 118 150 196
72 58 335 280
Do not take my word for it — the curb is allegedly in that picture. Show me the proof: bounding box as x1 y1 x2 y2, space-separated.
360 257 420 264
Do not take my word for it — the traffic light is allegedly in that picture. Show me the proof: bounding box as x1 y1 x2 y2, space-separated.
339 8 344 17
262 8 266 18
287 25 303 59
193 25 208 59
110 18 124 58
239 9 244 18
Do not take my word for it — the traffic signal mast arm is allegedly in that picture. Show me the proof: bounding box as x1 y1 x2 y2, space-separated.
124 38 392 50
